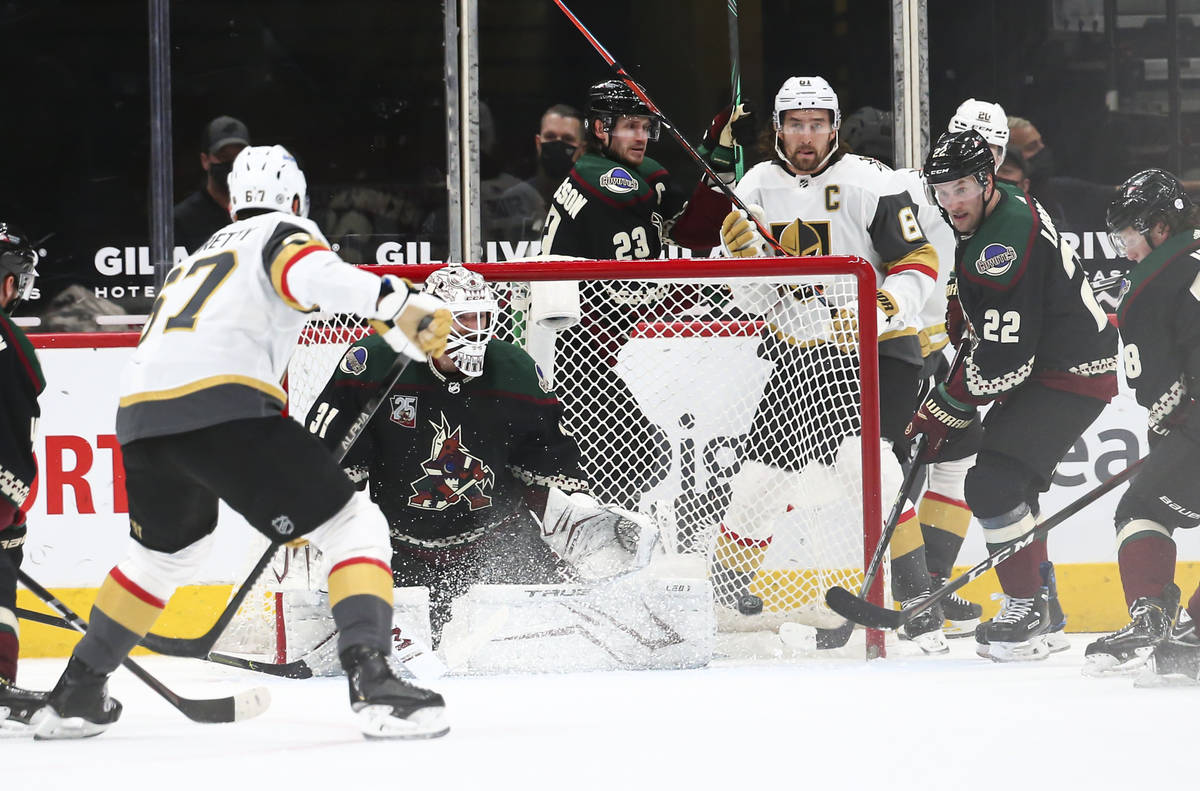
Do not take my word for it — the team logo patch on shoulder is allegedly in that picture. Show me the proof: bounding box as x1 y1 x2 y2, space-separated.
975 243 1017 276
388 394 418 428
339 346 368 375
599 167 638 194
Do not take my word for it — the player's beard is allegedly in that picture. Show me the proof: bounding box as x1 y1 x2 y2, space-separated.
784 140 829 174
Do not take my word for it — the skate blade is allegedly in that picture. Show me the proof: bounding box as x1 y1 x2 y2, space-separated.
943 618 981 638
1 710 35 737
1044 632 1070 654
31 708 112 741
357 704 450 740
908 631 950 655
975 642 991 659
986 636 1051 663
1081 649 1151 678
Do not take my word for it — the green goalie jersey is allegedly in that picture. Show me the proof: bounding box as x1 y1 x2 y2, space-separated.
305 334 588 548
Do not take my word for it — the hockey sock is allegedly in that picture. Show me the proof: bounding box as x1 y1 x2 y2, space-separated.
987 537 1048 600
0 606 17 682
76 567 168 675
918 492 971 579
889 507 932 599
328 557 394 655
1117 532 1176 608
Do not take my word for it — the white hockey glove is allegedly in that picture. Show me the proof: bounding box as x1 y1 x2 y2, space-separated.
539 488 661 582
369 275 453 361
720 205 769 258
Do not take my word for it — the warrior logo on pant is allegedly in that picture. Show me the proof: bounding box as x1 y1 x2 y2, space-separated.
408 414 495 512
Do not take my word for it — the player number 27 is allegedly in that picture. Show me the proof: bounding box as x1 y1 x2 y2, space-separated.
981 309 1020 343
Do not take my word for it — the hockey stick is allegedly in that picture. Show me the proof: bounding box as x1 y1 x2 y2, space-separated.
138 332 427 658
15 570 270 724
17 606 316 680
825 457 1145 631
726 0 744 182
815 347 970 649
551 0 786 255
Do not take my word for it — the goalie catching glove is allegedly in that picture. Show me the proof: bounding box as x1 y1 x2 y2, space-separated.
539 488 661 581
370 275 453 361
904 383 977 463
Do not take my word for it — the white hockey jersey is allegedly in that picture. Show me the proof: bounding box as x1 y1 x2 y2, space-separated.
116 212 384 443
735 154 938 363
893 167 956 358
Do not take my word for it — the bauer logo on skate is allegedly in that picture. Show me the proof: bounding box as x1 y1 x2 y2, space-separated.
598 167 638 194
976 243 1017 276
339 346 368 375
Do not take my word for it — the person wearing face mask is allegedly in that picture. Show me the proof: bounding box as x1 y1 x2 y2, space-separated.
500 104 586 241
173 115 251 254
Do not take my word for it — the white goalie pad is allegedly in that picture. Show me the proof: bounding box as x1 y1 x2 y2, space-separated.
438 575 716 674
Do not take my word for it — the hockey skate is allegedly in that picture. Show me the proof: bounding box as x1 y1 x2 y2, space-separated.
930 574 981 637
1134 613 1200 688
1040 561 1070 654
31 656 122 740
974 588 1052 662
900 592 949 655
342 644 449 739
0 678 46 734
1083 584 1180 678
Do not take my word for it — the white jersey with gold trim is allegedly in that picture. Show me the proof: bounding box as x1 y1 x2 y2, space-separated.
893 167 955 357
116 211 383 443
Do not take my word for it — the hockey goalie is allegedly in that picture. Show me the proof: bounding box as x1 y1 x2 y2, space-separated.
218 265 714 675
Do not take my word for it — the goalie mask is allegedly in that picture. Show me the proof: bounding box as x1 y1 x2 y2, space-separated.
227 144 309 219
423 265 498 378
0 223 39 315
1107 169 1194 259
586 79 661 143
773 75 841 169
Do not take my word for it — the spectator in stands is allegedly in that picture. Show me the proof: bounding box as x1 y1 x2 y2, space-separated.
1007 115 1115 235
173 115 250 254
840 106 894 166
502 104 585 241
997 147 1031 192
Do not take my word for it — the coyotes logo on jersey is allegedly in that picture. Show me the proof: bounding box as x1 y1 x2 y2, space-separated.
407 414 495 512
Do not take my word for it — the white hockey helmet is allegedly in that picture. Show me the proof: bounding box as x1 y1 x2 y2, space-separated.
423 264 499 378
773 76 841 131
948 98 1009 148
227 144 309 219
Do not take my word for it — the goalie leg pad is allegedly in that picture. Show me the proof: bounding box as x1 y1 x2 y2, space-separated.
438 577 716 673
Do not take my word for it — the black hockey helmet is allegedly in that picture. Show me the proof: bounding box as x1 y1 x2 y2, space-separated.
1106 169 1193 247
923 129 994 191
0 223 39 315
586 79 660 141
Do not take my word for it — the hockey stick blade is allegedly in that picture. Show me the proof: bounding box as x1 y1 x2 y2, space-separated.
207 652 315 680
16 570 270 724
825 586 903 629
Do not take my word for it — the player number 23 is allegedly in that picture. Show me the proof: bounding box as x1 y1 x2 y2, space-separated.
612 227 651 259
981 308 1020 343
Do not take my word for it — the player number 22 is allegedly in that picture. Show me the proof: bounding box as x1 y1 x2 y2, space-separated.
981 309 1020 343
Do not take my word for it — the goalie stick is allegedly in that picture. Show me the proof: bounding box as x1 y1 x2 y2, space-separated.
551 0 786 255
137 322 429 659
815 347 969 649
16 570 270 724
825 457 1145 631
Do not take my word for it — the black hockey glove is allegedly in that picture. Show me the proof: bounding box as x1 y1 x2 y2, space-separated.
904 384 977 463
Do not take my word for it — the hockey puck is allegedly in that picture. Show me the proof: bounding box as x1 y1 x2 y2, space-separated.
736 594 763 615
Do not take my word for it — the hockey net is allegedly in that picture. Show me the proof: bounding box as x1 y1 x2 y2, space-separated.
215 257 885 661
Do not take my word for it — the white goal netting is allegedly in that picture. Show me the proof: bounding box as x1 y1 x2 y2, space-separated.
216 257 884 660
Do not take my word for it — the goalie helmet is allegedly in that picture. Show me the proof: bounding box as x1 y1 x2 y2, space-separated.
0 223 39 315
423 265 498 378
586 79 660 142
1106 168 1194 256
947 98 1010 149
227 144 309 219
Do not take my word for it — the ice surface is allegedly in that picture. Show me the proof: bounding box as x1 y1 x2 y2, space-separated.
5 635 1193 791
